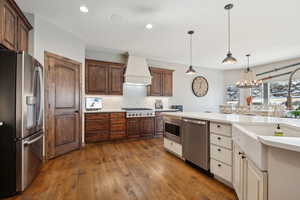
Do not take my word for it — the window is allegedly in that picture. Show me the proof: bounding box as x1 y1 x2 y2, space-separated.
269 81 288 105
226 85 239 104
251 85 263 105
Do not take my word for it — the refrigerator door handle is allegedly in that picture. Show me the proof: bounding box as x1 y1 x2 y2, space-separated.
24 134 43 145
36 66 44 127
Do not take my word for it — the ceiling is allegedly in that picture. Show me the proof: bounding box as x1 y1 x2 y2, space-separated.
16 0 300 70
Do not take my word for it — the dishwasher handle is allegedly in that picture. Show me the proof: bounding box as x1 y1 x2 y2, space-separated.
183 119 207 125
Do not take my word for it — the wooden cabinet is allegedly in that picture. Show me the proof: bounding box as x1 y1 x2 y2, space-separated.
110 112 126 140
126 118 140 138
85 113 110 143
140 118 155 137
147 67 174 97
0 0 32 52
233 143 268 200
85 59 125 95
155 112 164 136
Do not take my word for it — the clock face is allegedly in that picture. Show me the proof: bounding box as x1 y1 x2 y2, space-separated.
192 76 209 97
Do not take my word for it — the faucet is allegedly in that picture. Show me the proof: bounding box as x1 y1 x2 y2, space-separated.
287 67 300 110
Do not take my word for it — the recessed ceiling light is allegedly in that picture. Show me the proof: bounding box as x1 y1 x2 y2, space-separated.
80 5 89 13
146 24 153 29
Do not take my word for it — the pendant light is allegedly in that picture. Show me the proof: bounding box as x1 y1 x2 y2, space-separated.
236 54 262 88
186 30 196 75
222 4 237 64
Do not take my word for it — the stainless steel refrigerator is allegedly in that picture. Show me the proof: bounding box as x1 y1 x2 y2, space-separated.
0 50 44 198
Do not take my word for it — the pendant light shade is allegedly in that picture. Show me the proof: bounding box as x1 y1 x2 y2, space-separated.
223 4 237 65
186 30 196 75
236 54 262 88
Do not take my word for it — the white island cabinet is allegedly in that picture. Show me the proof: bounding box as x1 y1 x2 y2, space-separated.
233 143 268 200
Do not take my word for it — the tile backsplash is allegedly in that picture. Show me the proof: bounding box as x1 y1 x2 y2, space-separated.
84 84 170 110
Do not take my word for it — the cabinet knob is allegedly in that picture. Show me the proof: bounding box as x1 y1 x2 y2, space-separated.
217 125 221 128
218 164 222 167
238 152 243 155
242 155 246 159
217 148 221 152
217 137 221 140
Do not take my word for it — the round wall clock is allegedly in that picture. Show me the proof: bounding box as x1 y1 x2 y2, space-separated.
192 76 209 97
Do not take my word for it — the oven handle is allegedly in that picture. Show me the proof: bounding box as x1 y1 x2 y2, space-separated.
183 119 206 125
24 134 43 145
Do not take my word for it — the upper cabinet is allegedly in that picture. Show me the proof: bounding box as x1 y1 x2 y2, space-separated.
147 67 174 97
85 59 125 95
0 0 32 52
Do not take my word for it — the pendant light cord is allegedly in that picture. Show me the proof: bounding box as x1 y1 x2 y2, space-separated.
247 55 250 71
228 9 231 53
190 33 193 66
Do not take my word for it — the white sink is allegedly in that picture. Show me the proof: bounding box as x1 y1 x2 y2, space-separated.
232 123 300 171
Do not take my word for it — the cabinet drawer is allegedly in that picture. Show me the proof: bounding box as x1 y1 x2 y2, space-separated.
85 120 109 131
111 123 126 132
110 118 125 124
211 159 232 183
210 134 232 150
164 138 182 157
210 123 232 136
211 145 232 165
85 113 110 120
110 112 125 118
85 130 109 142
110 131 126 139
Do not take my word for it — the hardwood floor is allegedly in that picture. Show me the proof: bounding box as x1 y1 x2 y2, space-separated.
8 138 237 200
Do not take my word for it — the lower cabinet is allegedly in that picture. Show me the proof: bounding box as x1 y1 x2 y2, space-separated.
85 113 156 143
155 112 164 136
233 143 268 200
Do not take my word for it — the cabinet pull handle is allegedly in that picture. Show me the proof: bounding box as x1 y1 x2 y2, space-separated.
238 152 243 155
217 137 221 140
242 155 246 159
218 164 222 167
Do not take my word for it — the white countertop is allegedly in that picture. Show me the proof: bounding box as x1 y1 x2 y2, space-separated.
85 109 125 113
163 112 300 152
84 108 180 113
258 136 300 153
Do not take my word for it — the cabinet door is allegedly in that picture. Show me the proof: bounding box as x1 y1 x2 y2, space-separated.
109 64 124 95
17 19 29 52
155 116 164 135
140 118 155 137
245 159 268 200
233 143 246 200
150 71 163 96
85 60 109 94
126 118 140 138
163 71 173 96
1 1 18 50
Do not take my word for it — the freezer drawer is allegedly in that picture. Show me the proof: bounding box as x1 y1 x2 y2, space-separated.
17 132 43 192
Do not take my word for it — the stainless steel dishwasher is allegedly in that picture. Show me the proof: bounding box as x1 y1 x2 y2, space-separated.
182 118 210 171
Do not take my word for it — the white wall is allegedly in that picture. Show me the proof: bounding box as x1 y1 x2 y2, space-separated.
86 50 224 112
33 15 85 65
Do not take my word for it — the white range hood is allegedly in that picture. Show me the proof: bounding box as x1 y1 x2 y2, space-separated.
124 55 152 85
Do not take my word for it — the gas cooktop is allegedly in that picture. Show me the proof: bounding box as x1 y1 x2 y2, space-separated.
122 108 155 118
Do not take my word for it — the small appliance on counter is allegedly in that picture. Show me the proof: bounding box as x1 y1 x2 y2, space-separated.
155 99 163 109
85 97 103 111
171 105 183 112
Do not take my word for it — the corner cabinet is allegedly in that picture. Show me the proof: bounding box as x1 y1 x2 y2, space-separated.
233 143 268 200
147 67 174 97
0 0 32 52
85 59 125 95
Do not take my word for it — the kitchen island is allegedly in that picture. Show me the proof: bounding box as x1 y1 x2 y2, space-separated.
162 112 300 200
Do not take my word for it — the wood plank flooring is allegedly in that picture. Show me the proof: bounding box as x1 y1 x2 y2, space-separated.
7 138 237 200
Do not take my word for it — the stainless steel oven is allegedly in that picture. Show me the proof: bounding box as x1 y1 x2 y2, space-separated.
164 117 182 144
